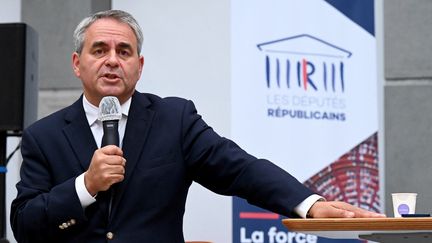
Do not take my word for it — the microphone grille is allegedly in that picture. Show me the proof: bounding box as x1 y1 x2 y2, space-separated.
98 96 122 121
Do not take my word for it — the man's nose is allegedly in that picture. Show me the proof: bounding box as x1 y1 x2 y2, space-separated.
105 50 119 67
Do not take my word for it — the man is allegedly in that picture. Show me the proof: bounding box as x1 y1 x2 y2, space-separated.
11 10 384 243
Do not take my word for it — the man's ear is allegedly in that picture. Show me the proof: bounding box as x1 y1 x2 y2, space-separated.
72 52 81 78
138 55 144 77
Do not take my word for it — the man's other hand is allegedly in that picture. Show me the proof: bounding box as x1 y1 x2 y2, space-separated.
308 201 386 218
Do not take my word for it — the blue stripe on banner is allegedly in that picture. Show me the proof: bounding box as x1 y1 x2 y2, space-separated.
324 0 375 36
0 166 7 173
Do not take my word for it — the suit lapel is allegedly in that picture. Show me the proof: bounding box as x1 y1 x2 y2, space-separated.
111 92 155 218
62 97 98 170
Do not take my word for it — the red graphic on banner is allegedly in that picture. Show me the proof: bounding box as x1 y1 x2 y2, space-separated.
304 133 380 213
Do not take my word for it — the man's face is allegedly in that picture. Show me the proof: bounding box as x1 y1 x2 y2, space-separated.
72 18 144 106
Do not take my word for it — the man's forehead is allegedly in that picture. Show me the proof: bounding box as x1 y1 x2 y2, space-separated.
85 18 136 39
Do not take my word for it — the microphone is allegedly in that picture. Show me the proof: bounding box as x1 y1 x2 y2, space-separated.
97 96 122 218
98 96 122 147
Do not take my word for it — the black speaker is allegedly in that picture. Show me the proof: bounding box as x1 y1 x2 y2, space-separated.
0 23 38 132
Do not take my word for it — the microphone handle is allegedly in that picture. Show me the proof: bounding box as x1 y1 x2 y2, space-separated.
101 120 119 147
101 119 119 220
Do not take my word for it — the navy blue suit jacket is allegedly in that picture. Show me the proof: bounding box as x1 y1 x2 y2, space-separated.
11 91 313 242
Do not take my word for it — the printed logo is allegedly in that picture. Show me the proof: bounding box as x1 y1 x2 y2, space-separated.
257 34 351 121
257 34 351 93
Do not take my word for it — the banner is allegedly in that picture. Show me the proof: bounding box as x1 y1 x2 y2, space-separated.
231 0 378 242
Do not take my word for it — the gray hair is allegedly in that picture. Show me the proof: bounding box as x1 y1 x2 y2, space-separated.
73 10 143 55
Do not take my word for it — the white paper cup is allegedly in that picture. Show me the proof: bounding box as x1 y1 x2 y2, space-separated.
391 193 417 217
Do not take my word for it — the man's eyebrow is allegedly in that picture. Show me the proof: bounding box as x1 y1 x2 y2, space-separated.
89 41 134 52
117 42 133 50
91 41 107 49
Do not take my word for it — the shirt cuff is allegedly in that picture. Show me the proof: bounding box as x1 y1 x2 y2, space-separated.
75 173 97 208
294 194 325 218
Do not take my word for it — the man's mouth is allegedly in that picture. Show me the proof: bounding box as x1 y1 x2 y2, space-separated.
102 73 121 80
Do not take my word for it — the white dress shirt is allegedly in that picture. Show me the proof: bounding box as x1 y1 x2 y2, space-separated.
74 95 322 216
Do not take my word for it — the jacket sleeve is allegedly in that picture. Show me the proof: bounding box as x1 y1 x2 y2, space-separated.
180 100 314 217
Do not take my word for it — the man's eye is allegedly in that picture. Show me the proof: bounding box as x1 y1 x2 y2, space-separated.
93 49 104 56
119 50 131 57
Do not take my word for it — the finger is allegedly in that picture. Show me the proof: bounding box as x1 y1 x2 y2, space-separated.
109 164 125 175
332 202 386 218
308 202 351 218
104 156 126 165
109 174 125 185
354 210 386 218
100 145 123 156
326 206 355 218
99 173 124 189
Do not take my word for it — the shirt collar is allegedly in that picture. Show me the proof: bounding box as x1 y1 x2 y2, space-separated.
83 95 131 126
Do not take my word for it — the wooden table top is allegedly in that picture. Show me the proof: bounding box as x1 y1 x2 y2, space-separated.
282 218 432 231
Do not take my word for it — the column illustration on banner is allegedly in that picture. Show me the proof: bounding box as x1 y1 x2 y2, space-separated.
257 34 350 121
232 0 378 242
259 34 350 92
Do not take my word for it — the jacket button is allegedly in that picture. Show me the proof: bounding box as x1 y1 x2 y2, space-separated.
106 232 114 240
